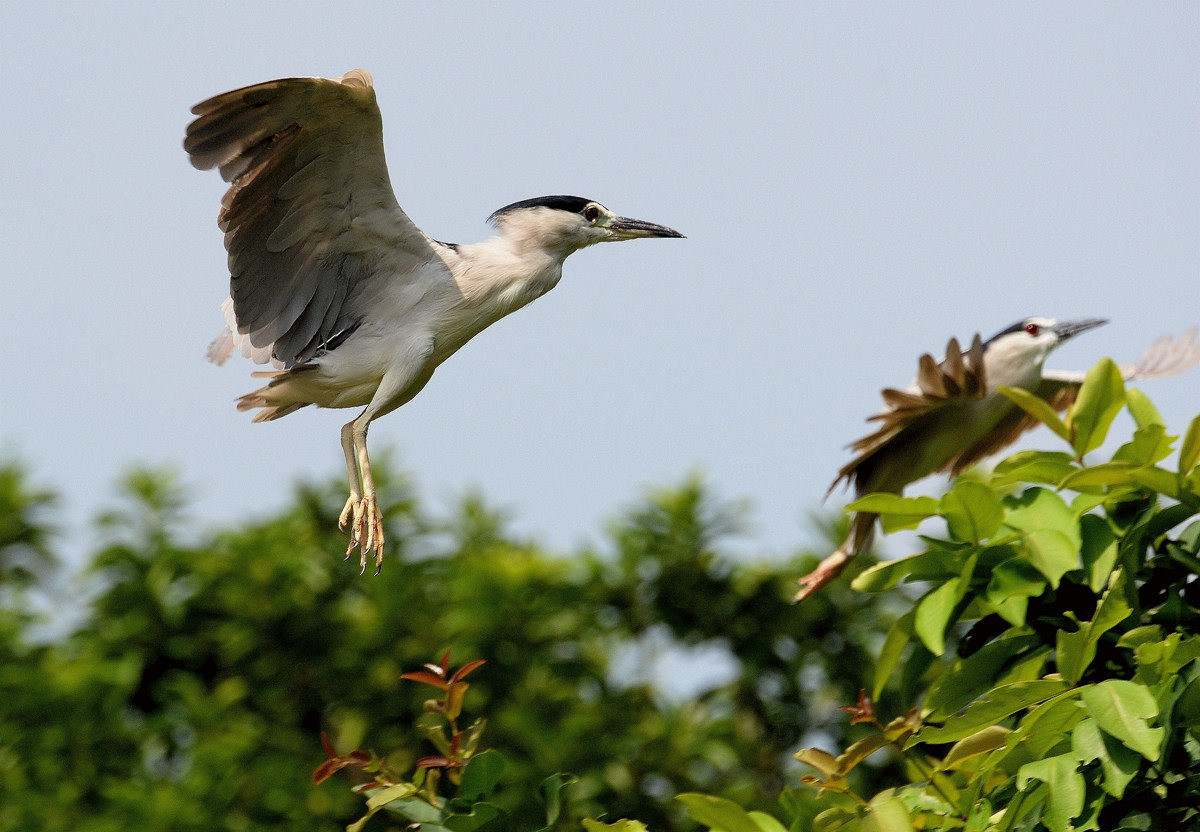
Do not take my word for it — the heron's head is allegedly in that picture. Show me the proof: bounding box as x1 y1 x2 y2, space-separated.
488 195 683 256
983 316 1109 373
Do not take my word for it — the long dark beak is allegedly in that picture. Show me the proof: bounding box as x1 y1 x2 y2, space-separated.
1053 318 1108 342
608 217 685 240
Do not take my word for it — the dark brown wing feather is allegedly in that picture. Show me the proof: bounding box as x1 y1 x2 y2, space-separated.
828 334 987 495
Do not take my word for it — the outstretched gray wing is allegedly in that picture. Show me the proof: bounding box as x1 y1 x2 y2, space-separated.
185 69 451 367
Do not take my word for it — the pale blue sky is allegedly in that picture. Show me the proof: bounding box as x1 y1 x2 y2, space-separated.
1 2 1197 564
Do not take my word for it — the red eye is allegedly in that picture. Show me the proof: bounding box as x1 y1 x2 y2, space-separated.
583 206 600 222
1024 323 1040 336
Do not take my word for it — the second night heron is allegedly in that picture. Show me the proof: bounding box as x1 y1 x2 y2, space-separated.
185 69 683 572
796 318 1200 601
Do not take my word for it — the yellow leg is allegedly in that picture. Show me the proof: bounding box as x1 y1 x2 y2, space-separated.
349 415 385 575
338 420 363 558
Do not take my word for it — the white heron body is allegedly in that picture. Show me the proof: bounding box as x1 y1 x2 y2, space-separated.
186 70 683 569
224 231 568 418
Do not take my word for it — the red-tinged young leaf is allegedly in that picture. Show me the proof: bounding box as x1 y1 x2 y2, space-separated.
401 670 450 689
840 689 877 725
312 734 371 784
416 754 464 770
441 650 451 671
449 731 462 756
449 659 486 684
313 754 369 784
312 759 341 784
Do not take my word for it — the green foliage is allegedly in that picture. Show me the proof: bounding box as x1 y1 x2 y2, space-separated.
0 458 57 590
0 459 898 830
10 362 1198 832
785 370 1200 830
590 366 1200 831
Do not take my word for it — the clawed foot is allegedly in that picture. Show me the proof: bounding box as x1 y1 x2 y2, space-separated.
339 492 385 574
794 550 853 602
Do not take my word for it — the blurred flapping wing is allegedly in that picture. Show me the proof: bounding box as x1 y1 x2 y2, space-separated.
829 335 987 494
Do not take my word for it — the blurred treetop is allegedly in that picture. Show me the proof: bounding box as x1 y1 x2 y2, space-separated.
0 456 899 832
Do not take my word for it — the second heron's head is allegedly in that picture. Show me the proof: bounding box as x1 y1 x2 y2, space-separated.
983 316 1109 376
488 195 684 256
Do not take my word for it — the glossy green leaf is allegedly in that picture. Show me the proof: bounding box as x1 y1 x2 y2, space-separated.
1129 465 1180 499
794 748 840 778
940 481 1003 543
1002 489 1081 586
1056 570 1131 684
1068 359 1126 456
677 792 763 832
535 773 576 832
1059 462 1138 489
914 578 962 657
1070 717 1139 798
984 560 1044 625
457 749 504 802
387 797 445 824
1022 530 1079 588
747 812 790 832
444 803 501 832
1179 413 1200 476
1132 633 1200 685
1080 680 1163 761
1113 424 1174 466
1016 754 1084 832
994 782 1047 832
923 631 1042 720
861 795 913 832
365 783 417 809
1003 487 1080 549
582 821 650 832
997 387 1071 442
852 551 935 593
873 610 915 700
832 734 891 776
1124 387 1164 429
1173 675 1200 727
914 679 1068 745
1001 690 1086 764
348 784 421 832
846 494 940 533
940 725 1011 769
1079 514 1119 592
992 450 1077 487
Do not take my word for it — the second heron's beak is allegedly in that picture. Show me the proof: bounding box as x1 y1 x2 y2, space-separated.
608 217 685 240
1054 318 1109 342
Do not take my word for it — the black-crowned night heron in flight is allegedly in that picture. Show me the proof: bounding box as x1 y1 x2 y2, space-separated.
796 318 1200 601
184 69 683 572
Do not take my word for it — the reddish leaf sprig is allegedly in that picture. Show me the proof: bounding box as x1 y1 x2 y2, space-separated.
401 652 486 722
312 732 370 784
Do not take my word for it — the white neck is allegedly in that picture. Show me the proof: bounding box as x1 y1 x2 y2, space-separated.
449 228 572 314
